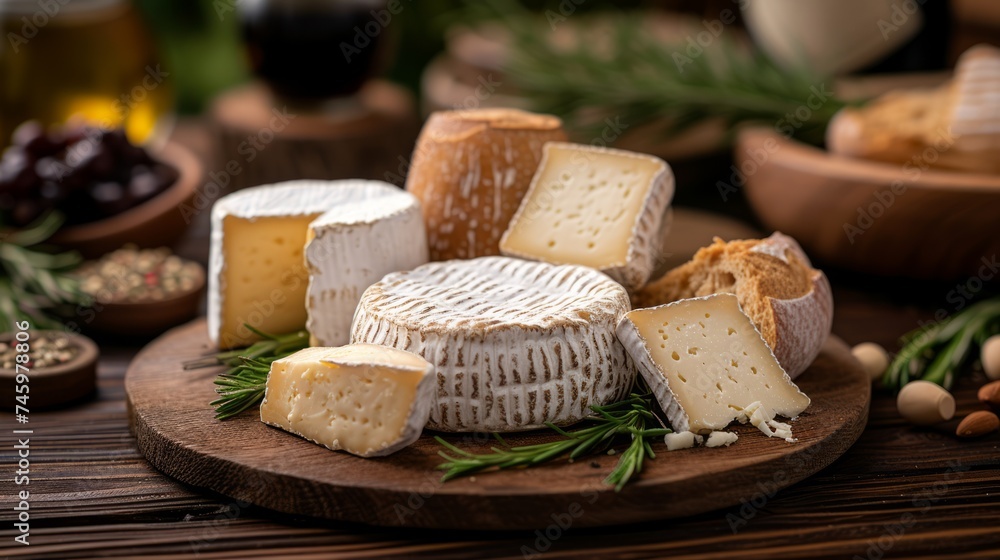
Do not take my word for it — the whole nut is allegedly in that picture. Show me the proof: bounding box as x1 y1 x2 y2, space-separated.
897 380 956 426
956 411 1000 438
978 380 1000 406
852 342 889 382
983 335 1000 381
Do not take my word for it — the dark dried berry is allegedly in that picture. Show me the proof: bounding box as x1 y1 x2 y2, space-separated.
129 172 161 201
39 181 63 201
12 121 52 154
35 157 72 182
3 122 178 226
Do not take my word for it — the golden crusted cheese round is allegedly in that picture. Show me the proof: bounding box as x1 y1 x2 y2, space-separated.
351 256 634 432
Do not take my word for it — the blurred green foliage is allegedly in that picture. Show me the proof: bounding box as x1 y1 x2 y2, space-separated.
133 0 249 114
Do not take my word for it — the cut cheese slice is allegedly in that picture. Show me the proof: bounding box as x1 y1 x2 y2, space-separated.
352 256 634 432
633 232 834 379
500 142 674 291
260 344 434 457
305 184 428 347
209 180 375 349
617 293 810 435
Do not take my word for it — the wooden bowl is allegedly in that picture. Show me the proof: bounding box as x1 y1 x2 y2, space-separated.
737 127 1000 280
85 262 205 338
51 141 203 259
0 331 99 409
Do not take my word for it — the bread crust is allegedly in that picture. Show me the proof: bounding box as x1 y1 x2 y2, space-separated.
826 44 1000 174
405 108 567 261
633 232 833 378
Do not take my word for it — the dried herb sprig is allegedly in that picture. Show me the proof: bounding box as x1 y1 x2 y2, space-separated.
435 389 670 491
186 325 309 420
0 212 89 331
882 297 1000 391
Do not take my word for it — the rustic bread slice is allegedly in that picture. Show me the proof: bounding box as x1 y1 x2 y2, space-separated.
826 43 1000 174
826 86 953 165
633 233 833 378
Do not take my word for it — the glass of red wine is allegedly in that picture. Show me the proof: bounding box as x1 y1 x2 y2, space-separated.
239 0 391 102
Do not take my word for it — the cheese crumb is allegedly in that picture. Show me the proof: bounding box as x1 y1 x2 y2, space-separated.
664 431 704 450
741 401 798 442
705 431 739 447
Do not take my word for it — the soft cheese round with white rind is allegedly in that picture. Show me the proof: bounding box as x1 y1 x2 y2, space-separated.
209 180 396 349
305 184 428 347
616 293 810 435
500 142 675 292
260 344 435 458
351 256 635 432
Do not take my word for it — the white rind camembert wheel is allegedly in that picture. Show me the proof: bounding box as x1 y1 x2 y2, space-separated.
351 256 635 432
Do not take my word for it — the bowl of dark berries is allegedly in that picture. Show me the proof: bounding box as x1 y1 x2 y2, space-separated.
74 246 206 337
0 121 203 258
0 330 99 409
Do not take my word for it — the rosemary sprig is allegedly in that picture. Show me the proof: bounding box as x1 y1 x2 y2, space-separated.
0 212 89 330
186 325 309 420
882 297 1000 391
211 357 274 420
435 389 671 491
471 0 846 145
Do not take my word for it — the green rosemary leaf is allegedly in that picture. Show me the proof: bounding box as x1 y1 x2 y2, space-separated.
0 212 86 331
4 212 63 246
243 323 278 341
434 389 669 491
196 326 309 420
471 0 844 146
882 297 1000 391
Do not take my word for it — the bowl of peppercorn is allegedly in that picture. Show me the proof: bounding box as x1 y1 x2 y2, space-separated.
0 330 99 409
74 246 206 337
0 121 203 258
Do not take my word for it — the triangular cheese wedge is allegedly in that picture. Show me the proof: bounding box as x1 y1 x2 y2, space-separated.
617 293 810 435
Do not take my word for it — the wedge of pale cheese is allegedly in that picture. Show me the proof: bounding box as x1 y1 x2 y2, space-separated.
260 344 434 457
500 142 674 291
617 293 810 436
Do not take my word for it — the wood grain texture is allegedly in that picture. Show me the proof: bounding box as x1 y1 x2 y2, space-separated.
738 127 1000 281
210 81 419 191
123 320 868 530
1 289 999 558
1 168 997 558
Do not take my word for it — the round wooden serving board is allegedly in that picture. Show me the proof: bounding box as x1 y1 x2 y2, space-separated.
126 320 870 530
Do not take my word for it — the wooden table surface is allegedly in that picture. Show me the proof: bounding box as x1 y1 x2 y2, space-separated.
2 274 998 559
1 124 998 559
